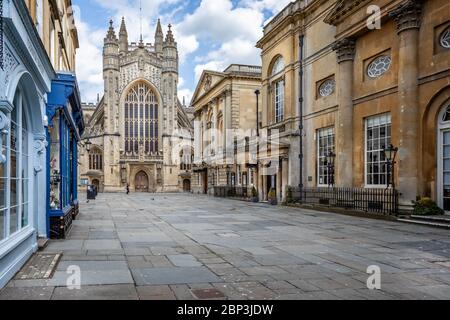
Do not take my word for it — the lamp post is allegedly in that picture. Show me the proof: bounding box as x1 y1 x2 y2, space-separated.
383 144 398 189
326 151 336 187
255 90 260 137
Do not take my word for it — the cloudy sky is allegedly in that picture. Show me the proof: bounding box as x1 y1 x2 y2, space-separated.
72 0 292 104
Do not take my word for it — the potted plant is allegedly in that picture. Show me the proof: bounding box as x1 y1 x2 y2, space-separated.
251 186 259 203
285 187 293 204
268 188 278 205
413 197 444 216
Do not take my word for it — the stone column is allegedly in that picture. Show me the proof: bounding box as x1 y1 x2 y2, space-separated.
277 162 282 202
332 38 356 187
389 0 422 207
282 157 289 202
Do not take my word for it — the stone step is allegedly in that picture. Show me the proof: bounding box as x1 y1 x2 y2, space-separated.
410 215 450 224
397 218 450 230
37 238 49 251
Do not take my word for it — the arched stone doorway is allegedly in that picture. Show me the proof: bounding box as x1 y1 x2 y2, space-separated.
183 179 191 192
135 171 149 192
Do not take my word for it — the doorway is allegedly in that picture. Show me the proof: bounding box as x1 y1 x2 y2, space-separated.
267 175 276 194
203 170 208 194
183 179 191 192
92 179 100 193
135 171 149 192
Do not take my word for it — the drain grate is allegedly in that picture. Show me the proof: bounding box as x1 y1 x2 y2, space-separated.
15 253 62 280
191 288 226 300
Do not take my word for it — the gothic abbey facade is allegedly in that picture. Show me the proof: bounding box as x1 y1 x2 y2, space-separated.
79 19 193 193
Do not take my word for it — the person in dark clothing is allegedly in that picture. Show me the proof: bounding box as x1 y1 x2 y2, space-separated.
126 184 130 195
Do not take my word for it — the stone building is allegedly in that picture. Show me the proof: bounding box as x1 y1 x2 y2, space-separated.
0 0 83 287
79 19 193 193
257 0 450 210
190 65 262 195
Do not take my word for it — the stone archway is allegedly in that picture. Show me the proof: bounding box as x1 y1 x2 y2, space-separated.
135 171 149 192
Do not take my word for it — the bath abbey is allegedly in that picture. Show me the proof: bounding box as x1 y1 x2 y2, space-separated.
78 19 193 193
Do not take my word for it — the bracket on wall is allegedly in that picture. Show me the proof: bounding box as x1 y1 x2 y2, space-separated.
0 110 9 164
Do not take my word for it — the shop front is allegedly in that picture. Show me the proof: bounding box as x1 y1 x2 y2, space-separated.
46 73 84 239
0 0 54 288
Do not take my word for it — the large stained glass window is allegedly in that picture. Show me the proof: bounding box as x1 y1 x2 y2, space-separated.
124 82 159 154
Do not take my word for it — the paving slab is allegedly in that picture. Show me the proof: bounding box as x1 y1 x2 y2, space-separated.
131 267 221 285
52 285 138 300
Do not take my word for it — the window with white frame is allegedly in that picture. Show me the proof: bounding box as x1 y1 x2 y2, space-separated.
0 91 31 242
274 80 284 123
317 127 335 186
365 113 391 186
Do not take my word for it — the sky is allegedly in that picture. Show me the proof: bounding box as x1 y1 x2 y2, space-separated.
72 0 292 104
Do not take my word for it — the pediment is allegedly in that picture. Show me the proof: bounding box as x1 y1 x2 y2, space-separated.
191 70 226 105
324 0 369 26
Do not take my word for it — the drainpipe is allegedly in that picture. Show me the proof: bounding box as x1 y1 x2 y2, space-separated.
299 34 305 200
255 90 260 137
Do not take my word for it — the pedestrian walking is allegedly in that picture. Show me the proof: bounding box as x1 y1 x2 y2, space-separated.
126 184 130 195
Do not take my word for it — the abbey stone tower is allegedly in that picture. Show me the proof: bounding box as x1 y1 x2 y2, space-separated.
79 19 193 193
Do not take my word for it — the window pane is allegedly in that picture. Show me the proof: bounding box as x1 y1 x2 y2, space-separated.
0 210 4 241
10 206 18 235
444 132 450 145
0 177 5 210
21 202 28 228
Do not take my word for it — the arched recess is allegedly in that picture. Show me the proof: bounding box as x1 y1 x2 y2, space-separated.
1 72 44 238
129 166 155 192
119 79 163 155
8 72 45 137
421 85 450 203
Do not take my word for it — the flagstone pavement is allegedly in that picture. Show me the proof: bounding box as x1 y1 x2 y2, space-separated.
1 193 450 300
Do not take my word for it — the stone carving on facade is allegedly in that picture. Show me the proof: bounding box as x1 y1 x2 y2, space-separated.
204 74 212 92
3 46 20 86
389 0 423 34
332 38 356 63
33 137 47 175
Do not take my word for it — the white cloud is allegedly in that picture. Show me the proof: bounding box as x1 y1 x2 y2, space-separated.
75 0 293 102
75 17 104 102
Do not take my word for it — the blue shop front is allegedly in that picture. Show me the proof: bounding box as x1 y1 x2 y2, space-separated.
46 73 84 239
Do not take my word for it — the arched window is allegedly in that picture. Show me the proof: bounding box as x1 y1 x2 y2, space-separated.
124 82 159 154
271 56 285 76
270 56 285 123
89 147 103 171
0 89 31 241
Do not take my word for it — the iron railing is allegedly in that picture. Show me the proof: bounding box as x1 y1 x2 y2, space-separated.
214 186 253 199
287 186 399 216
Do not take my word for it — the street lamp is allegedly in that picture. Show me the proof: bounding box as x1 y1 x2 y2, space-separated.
383 144 398 189
85 139 92 153
326 151 336 187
